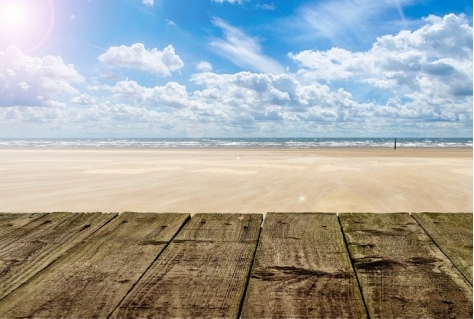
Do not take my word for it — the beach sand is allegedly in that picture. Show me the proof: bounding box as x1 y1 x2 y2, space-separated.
0 148 471 214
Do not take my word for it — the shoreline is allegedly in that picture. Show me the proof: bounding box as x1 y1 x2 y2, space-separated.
1 146 472 152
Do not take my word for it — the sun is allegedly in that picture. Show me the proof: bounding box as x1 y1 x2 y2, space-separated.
1 3 26 30
0 0 55 53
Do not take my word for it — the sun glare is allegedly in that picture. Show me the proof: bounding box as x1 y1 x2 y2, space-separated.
1 3 25 29
0 0 55 53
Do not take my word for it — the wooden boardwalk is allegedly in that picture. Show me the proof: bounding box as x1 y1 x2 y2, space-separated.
0 212 471 318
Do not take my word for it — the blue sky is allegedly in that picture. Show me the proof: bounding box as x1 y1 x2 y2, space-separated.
0 0 472 137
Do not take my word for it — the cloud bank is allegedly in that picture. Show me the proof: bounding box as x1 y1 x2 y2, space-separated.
0 14 471 137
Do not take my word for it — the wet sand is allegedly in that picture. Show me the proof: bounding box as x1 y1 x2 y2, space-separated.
0 148 471 214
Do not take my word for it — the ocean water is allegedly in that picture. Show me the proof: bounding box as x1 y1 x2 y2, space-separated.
0 137 471 148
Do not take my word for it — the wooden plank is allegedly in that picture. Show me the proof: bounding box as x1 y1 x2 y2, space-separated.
340 213 473 318
0 212 189 318
112 213 262 319
242 213 367 319
0 212 116 300
412 213 473 285
0 213 46 237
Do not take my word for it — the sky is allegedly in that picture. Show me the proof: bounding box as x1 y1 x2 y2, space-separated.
0 0 472 138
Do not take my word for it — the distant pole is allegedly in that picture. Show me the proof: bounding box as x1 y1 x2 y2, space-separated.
394 138 397 150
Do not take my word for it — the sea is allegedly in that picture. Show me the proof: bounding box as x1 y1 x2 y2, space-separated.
0 137 471 149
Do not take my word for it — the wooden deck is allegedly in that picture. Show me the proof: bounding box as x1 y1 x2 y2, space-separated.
0 212 471 318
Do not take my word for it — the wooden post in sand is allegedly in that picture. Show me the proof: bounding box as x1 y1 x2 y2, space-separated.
394 138 397 150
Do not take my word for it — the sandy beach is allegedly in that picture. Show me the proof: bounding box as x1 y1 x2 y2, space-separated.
0 148 471 214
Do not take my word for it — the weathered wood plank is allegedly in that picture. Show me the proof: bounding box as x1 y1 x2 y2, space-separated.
112 213 262 319
412 213 473 285
0 213 46 237
340 213 473 319
0 212 189 318
0 212 115 300
242 213 367 319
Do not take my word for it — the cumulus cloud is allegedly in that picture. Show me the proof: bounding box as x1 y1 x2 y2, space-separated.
98 43 184 76
196 61 213 72
290 14 473 102
0 46 84 107
210 17 285 74
190 71 365 128
70 94 95 105
91 80 190 109
286 14 472 133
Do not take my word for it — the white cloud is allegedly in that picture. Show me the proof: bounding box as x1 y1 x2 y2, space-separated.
18 82 30 91
196 61 213 72
3 65 471 136
211 0 245 4
70 94 95 105
290 14 472 97
69 14 76 21
142 0 154 6
0 101 186 137
98 43 184 76
0 46 84 107
297 0 415 46
188 55 471 135
287 14 472 133
289 47 360 81
1 14 470 137
190 71 363 124
210 17 285 74
255 3 275 10
92 80 190 109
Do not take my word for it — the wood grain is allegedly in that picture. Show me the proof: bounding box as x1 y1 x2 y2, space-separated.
112 213 262 319
242 213 367 319
412 213 473 285
0 213 46 237
340 213 473 319
0 212 189 318
0 212 115 300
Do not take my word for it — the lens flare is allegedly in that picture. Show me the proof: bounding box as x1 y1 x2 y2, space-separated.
26 0 54 54
0 0 55 53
